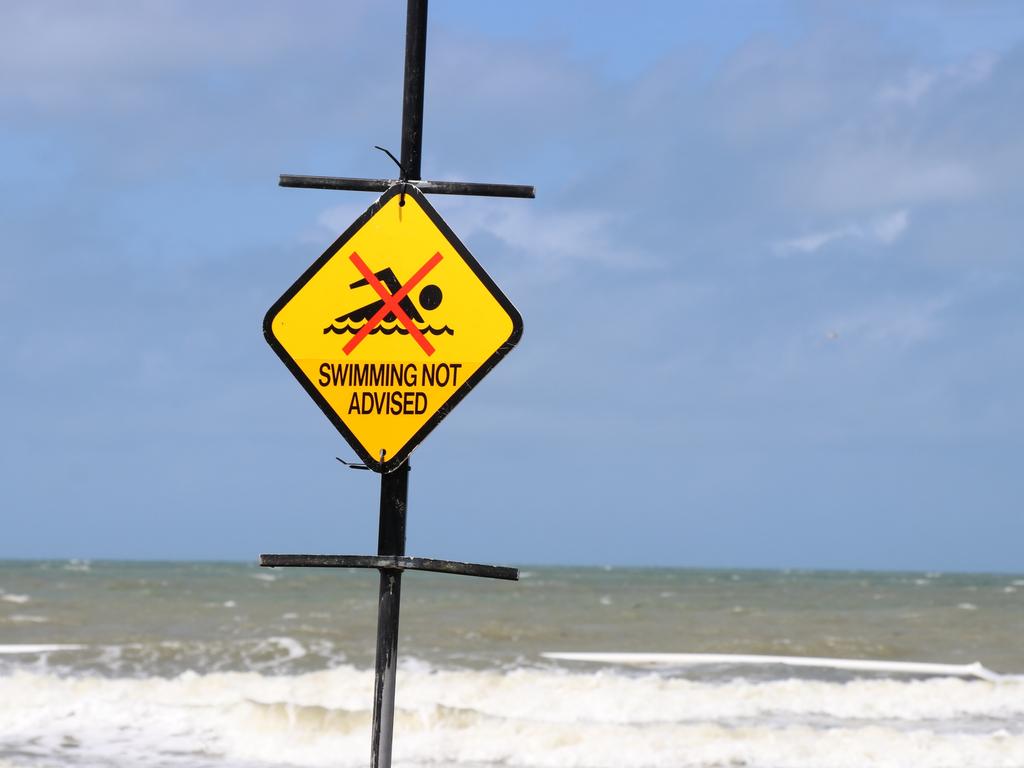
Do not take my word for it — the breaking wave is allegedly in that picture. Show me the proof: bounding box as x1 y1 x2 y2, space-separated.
2 663 1023 768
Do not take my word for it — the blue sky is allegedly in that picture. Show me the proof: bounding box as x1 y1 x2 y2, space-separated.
1 1 1022 571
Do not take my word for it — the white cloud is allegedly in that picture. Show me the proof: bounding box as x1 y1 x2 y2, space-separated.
870 210 910 244
798 153 979 213
316 201 368 240
743 50 997 218
446 199 624 266
878 54 996 106
0 1 380 113
775 210 909 255
776 226 852 255
820 295 951 348
878 70 936 106
315 194 641 280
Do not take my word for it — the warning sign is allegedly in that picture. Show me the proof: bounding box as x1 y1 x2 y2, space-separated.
264 183 523 472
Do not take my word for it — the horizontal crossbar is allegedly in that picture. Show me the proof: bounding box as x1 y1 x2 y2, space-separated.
279 174 535 199
259 554 519 581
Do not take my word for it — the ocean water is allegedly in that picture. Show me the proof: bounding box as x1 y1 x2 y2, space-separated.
1 561 1023 768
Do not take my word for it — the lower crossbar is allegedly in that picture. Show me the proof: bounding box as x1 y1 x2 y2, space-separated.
260 554 518 581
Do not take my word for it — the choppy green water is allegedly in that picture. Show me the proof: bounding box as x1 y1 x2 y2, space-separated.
2 560 1022 676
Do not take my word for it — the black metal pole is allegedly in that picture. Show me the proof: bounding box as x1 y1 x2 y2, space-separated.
371 5 424 767
400 0 428 181
370 461 409 768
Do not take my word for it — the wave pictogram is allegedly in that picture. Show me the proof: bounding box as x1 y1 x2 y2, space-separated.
324 323 454 337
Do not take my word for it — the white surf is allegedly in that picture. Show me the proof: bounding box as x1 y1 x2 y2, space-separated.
541 651 1008 681
2 662 1024 768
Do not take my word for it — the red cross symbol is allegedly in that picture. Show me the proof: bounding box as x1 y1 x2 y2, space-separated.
342 251 444 356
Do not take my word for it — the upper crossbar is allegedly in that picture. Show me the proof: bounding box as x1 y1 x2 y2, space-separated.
280 175 534 199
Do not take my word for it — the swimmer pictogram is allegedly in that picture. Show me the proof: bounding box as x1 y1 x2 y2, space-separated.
324 251 453 356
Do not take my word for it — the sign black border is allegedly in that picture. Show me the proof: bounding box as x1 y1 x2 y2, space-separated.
263 183 524 474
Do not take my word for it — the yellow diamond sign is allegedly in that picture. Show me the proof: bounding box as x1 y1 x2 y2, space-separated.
264 184 523 473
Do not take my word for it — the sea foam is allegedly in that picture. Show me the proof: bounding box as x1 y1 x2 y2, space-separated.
1 665 1023 768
